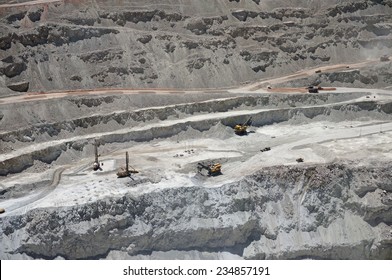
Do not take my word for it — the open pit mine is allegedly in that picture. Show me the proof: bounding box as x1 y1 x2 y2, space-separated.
0 0 392 260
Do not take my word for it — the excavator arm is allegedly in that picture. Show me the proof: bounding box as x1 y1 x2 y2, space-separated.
244 116 252 126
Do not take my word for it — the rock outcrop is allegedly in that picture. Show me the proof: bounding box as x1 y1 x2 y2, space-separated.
0 163 391 259
0 0 391 94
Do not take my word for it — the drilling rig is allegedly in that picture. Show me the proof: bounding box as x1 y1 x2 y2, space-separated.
117 151 139 178
93 140 101 171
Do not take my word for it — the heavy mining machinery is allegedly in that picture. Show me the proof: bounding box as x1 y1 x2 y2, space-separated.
296 157 304 163
93 140 101 171
197 162 222 176
307 86 319 93
380 55 390 62
117 151 139 178
234 117 252 135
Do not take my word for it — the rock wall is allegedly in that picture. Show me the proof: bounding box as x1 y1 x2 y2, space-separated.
1 0 392 95
1 163 391 259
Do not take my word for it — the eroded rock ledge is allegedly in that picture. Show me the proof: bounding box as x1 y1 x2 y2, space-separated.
1 0 392 94
1 163 391 259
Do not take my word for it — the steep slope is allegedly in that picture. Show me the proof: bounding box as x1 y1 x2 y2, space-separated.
1 163 391 259
0 0 392 95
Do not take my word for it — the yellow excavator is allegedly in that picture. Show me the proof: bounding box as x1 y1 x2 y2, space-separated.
197 162 222 176
234 117 252 135
117 151 139 178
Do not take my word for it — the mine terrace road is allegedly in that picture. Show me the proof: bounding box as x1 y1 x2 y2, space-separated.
1 166 67 215
0 59 389 105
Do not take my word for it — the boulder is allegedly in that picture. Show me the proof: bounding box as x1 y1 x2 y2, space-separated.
1 62 27 78
137 35 152 44
7 81 29 92
232 10 249 22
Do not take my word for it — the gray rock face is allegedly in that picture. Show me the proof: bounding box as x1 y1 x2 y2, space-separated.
276 62 392 88
0 163 391 259
0 0 391 94
6 81 29 92
232 10 249 22
0 62 27 78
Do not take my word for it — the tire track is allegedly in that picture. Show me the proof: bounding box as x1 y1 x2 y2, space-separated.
4 166 67 214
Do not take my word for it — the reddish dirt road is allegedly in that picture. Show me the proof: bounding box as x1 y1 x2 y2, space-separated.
0 58 388 105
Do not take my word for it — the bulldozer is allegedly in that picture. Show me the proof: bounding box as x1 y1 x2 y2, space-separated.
234 117 252 135
93 140 101 171
197 162 222 176
117 151 139 178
